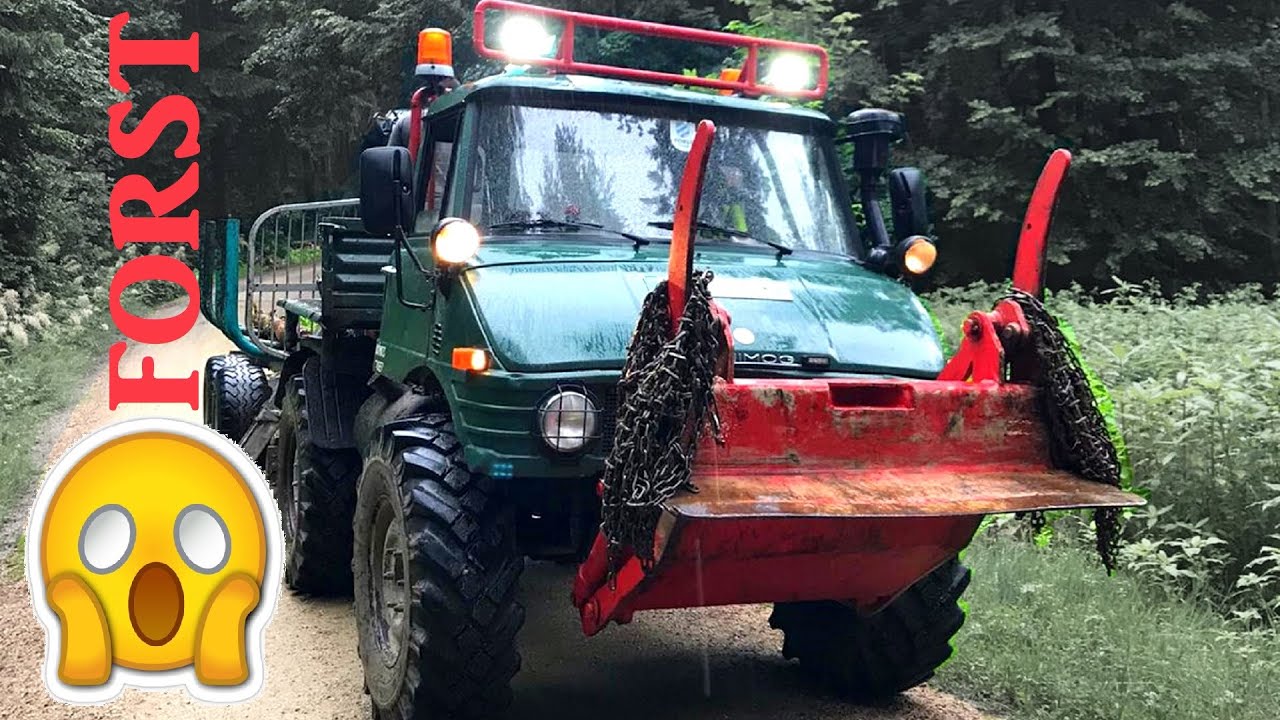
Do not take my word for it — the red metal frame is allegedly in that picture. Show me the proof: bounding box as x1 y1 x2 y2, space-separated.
407 87 427 164
572 377 1142 635
473 0 829 100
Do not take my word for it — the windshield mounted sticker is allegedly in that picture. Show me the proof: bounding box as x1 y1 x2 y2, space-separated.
669 121 696 153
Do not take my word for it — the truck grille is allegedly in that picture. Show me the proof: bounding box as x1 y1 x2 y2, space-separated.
430 322 444 357
595 385 619 450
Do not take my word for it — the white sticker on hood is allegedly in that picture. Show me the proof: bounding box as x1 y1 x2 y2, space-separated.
708 277 794 301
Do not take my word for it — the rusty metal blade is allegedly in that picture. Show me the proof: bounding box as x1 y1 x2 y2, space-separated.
671 466 1143 519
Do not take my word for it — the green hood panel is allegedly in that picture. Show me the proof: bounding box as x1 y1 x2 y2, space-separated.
464 242 944 377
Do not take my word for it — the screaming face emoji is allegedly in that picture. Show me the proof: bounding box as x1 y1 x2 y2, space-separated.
27 418 281 704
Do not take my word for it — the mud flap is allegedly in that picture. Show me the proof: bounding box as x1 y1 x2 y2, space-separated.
301 356 372 450
572 377 1143 635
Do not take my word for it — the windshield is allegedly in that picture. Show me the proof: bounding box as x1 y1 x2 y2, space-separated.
468 101 858 256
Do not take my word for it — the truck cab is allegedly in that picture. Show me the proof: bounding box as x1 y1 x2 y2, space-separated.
371 70 946 478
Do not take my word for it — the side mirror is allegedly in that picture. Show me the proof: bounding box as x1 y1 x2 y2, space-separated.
888 167 928 241
359 146 414 236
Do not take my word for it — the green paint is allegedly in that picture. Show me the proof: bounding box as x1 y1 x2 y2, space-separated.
427 71 830 124
375 235 944 477
463 239 943 376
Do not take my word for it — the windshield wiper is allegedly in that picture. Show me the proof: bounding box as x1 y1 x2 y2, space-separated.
487 218 651 250
647 220 793 260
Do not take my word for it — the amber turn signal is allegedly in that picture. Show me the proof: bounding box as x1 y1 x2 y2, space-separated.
451 347 489 372
900 236 937 275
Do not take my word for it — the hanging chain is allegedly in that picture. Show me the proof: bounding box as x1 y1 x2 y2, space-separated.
601 270 724 570
1005 289 1123 571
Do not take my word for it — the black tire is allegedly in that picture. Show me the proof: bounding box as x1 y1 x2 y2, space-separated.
354 414 524 720
276 377 359 595
203 354 270 442
769 557 971 700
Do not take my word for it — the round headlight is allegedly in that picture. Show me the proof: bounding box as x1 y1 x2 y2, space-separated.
433 218 481 265
538 390 598 453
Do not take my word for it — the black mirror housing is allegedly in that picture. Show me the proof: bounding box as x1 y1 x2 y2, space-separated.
888 167 929 241
360 146 414 236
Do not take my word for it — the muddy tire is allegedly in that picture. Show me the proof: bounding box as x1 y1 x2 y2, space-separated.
203 353 269 442
354 414 524 720
769 558 971 700
276 377 359 595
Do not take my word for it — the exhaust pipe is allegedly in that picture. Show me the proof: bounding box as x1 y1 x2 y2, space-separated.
845 108 904 252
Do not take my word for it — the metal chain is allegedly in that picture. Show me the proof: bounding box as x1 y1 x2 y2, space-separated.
1005 290 1123 571
601 270 723 570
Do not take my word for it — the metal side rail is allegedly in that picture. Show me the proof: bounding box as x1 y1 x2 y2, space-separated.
242 198 360 359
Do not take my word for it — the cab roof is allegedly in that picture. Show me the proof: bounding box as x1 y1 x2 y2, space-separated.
426 70 834 126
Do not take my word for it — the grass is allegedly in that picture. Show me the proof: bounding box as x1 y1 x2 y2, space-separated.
938 535 1280 720
0 307 122 520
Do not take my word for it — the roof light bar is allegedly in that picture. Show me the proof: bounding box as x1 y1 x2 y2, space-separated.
472 0 829 100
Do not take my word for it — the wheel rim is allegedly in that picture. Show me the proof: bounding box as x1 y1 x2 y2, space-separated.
368 495 408 666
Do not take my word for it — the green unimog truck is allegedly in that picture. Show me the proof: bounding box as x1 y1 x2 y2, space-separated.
199 2 1141 718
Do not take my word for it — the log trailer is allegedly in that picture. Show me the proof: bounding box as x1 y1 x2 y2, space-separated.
198 2 1142 717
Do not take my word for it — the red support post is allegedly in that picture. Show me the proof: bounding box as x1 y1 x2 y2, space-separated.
667 119 716 334
406 87 426 164
1012 149 1072 297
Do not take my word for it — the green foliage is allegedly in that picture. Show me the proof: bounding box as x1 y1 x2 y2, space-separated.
0 306 119 517
939 536 1280 720
0 0 115 351
840 0 1280 289
930 283 1280 621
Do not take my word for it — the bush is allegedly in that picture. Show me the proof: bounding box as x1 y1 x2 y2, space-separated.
929 282 1280 619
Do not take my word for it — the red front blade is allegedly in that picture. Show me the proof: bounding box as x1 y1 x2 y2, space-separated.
573 378 1142 635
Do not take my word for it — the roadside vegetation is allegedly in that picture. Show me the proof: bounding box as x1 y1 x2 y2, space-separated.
0 286 175 522
939 536 1280 720
0 308 116 520
930 283 1280 719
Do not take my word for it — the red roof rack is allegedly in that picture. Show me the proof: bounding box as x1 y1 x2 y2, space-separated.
472 0 829 100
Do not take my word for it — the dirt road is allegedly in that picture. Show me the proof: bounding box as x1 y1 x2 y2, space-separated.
0 312 988 720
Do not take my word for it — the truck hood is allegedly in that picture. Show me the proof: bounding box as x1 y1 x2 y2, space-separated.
463 243 944 377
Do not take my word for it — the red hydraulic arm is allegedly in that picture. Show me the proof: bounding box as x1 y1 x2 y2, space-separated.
938 150 1072 383
1012 149 1072 297
573 119 734 634
667 119 716 332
